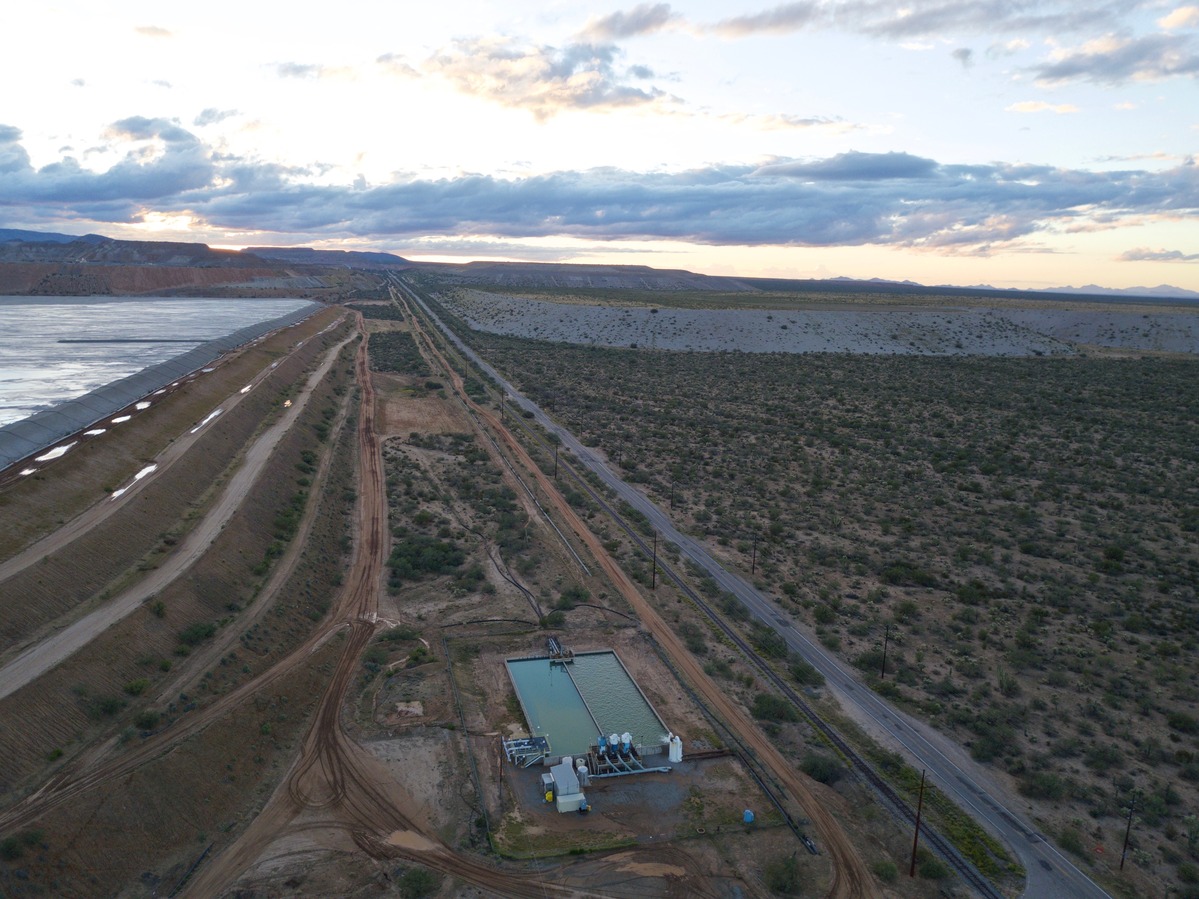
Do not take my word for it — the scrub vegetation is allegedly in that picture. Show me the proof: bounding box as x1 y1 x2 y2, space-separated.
451 313 1199 894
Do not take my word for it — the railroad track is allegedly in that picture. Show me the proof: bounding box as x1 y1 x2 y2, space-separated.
401 280 1006 899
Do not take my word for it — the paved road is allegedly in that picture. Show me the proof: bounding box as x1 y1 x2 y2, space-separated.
401 277 1113 899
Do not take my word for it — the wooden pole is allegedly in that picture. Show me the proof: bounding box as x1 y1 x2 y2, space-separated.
909 769 927 877
1121 794 1136 870
651 533 658 590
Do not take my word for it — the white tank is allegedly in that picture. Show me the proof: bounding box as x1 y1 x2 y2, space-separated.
609 733 619 749
562 756 573 769
669 735 683 763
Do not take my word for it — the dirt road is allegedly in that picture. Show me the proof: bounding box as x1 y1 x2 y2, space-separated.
400 291 878 899
0 330 354 701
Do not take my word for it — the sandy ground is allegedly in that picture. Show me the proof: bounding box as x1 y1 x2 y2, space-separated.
442 289 1199 355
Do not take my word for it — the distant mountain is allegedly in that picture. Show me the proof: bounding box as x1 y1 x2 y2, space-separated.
1041 284 1199 301
0 237 258 267
0 228 110 245
243 246 410 267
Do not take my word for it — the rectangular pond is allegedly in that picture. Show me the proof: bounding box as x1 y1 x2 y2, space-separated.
505 650 670 759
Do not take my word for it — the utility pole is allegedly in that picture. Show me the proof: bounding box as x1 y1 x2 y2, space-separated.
1121 793 1137 870
909 769 927 877
669 472 675 510
651 533 658 590
553 444 559 480
881 623 891 679
751 537 759 575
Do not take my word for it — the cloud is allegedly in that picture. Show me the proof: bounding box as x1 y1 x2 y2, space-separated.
721 112 863 132
0 118 213 214
1119 247 1199 262
425 37 667 119
135 25 171 38
1159 6 1199 30
0 125 31 175
1005 100 1079 113
952 47 974 67
755 151 940 180
274 62 327 79
987 38 1030 58
1034 33 1199 84
4 126 1198 255
193 108 240 127
855 0 1128 40
711 2 820 37
377 52 420 78
579 3 677 40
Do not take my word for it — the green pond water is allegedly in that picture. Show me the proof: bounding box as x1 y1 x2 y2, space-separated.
505 651 669 759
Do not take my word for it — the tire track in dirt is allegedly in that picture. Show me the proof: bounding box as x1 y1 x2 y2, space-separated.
399 286 877 899
0 313 785 897
0 330 356 701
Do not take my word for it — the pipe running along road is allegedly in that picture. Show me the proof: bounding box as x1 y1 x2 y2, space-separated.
394 274 1114 899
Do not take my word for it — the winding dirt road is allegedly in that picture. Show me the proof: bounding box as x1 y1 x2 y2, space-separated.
399 290 877 899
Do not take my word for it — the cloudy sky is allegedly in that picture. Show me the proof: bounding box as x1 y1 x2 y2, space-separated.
2 1 1197 289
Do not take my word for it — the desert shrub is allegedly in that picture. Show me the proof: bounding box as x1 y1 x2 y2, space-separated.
678 621 708 655
398 866 441 898
134 709 161 730
918 856 949 879
1059 828 1084 856
1169 712 1199 734
752 693 798 723
800 754 844 785
789 657 825 687
388 535 465 584
557 584 589 609
750 622 788 659
763 854 802 894
872 860 898 883
1019 771 1068 800
179 622 216 646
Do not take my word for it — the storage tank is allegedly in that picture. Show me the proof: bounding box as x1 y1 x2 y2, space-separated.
609 733 619 752
576 760 590 787
621 732 632 754
669 734 683 763
597 734 608 754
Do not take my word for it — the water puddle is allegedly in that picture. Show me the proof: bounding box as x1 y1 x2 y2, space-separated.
384 831 436 852
84 428 106 436
20 468 36 476
135 401 151 410
112 415 132 424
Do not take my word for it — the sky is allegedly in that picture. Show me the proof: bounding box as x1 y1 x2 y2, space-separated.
1 1 1197 290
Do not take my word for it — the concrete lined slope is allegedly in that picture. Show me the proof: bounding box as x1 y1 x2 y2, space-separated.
0 300 324 470
0 329 354 701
